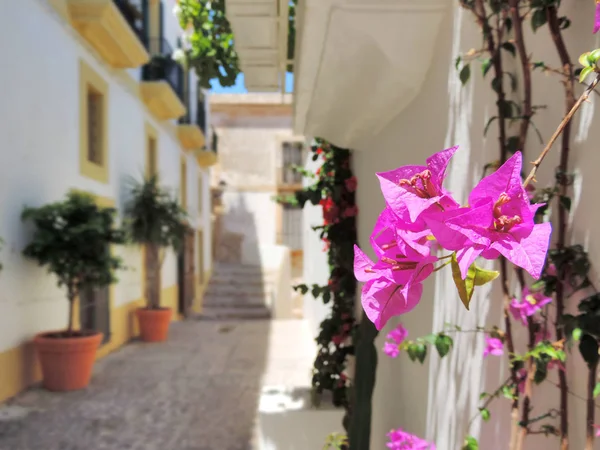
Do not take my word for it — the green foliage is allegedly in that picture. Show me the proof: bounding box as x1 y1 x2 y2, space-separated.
123 175 187 252
323 433 348 450
460 64 471 85
176 0 240 89
462 436 479 450
450 254 499 310
22 191 125 301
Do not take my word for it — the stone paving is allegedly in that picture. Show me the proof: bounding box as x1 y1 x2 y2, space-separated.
0 319 312 450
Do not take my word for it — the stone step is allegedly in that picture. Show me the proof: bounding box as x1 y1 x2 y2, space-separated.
199 305 272 320
205 284 274 297
209 273 277 285
203 296 270 309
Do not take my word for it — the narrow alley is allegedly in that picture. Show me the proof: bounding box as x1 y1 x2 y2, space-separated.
0 319 339 450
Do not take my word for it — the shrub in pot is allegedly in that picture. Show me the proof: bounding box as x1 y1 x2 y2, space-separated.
124 175 187 342
22 192 125 391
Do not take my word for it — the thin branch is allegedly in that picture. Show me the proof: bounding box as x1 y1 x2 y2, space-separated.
586 362 598 450
523 73 600 187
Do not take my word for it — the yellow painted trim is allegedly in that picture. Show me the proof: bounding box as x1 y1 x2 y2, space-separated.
195 150 218 168
48 0 70 21
67 0 150 68
79 60 109 184
145 122 159 178
149 0 161 43
140 81 187 121
177 124 205 151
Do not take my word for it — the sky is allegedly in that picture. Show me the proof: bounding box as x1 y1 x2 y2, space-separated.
210 72 295 93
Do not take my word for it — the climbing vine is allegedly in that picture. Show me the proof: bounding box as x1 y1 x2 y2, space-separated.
350 1 600 449
278 139 358 431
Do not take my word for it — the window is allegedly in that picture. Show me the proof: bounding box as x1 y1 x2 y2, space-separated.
281 141 304 185
79 60 108 183
87 89 103 165
280 203 303 250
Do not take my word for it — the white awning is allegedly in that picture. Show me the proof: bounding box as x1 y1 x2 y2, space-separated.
225 0 288 92
293 0 450 150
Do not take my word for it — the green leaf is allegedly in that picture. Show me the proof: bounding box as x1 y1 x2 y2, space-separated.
501 42 516 57
435 334 453 358
580 52 592 67
479 392 488 400
480 408 491 422
531 9 547 32
559 196 571 212
506 136 520 154
411 343 427 364
590 49 600 64
473 266 499 287
462 436 479 450
451 256 497 310
293 284 309 295
579 334 599 368
502 385 516 400
497 99 513 118
594 383 600 399
491 76 502 94
455 55 462 70
572 327 582 342
460 64 471 86
451 254 476 310
579 66 594 83
483 117 498 137
481 58 492 77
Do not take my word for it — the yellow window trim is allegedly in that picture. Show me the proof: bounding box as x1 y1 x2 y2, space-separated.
145 122 159 178
79 60 109 184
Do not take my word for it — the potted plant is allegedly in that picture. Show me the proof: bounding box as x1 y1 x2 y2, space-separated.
124 175 187 342
22 192 125 391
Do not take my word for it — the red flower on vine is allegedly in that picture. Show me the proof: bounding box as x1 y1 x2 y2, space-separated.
343 205 358 218
316 147 323 155
320 198 339 224
316 167 321 176
345 176 358 193
332 334 345 345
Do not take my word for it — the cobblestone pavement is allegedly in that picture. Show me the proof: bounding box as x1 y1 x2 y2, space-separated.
0 319 312 450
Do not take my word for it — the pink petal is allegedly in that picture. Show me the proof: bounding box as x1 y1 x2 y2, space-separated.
456 245 485 279
445 202 494 246
423 208 470 251
354 245 377 282
426 146 458 183
469 152 523 206
595 3 600 34
361 279 422 330
490 222 552 279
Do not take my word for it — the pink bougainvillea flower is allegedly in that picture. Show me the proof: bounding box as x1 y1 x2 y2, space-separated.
428 152 552 279
377 146 460 224
354 245 435 330
548 359 566 372
371 207 433 259
509 287 552 325
383 341 400 358
594 424 600 437
387 428 436 450
345 176 358 192
387 323 408 344
483 336 504 358
595 0 600 33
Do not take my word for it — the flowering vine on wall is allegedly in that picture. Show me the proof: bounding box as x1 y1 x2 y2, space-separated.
344 1 600 449
278 138 358 428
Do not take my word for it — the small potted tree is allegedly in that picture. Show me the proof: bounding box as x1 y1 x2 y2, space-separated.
22 192 125 391
124 175 187 342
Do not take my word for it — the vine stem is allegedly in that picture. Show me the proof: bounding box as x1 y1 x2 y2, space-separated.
586 361 598 450
522 72 600 188
471 1 520 446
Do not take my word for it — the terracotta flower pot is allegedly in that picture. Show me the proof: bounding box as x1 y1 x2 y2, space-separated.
136 307 172 342
34 331 103 392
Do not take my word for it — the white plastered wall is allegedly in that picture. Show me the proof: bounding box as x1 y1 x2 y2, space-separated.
0 0 209 352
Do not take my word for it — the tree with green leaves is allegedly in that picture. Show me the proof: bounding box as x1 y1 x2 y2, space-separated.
123 176 187 310
22 192 125 335
175 0 240 89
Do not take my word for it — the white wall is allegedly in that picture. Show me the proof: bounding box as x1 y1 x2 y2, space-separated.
0 0 211 351
342 2 600 449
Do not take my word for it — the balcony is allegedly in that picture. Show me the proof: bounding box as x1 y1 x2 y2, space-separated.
140 38 186 120
177 92 206 151
67 0 149 68
195 149 218 168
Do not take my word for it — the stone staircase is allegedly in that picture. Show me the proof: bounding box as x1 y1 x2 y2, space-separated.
200 263 276 320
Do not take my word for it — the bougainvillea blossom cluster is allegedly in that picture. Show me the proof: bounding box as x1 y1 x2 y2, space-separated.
354 147 552 330
387 428 436 450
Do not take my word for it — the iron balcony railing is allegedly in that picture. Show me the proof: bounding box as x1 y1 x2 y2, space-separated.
113 0 147 44
142 37 185 103
178 91 207 136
